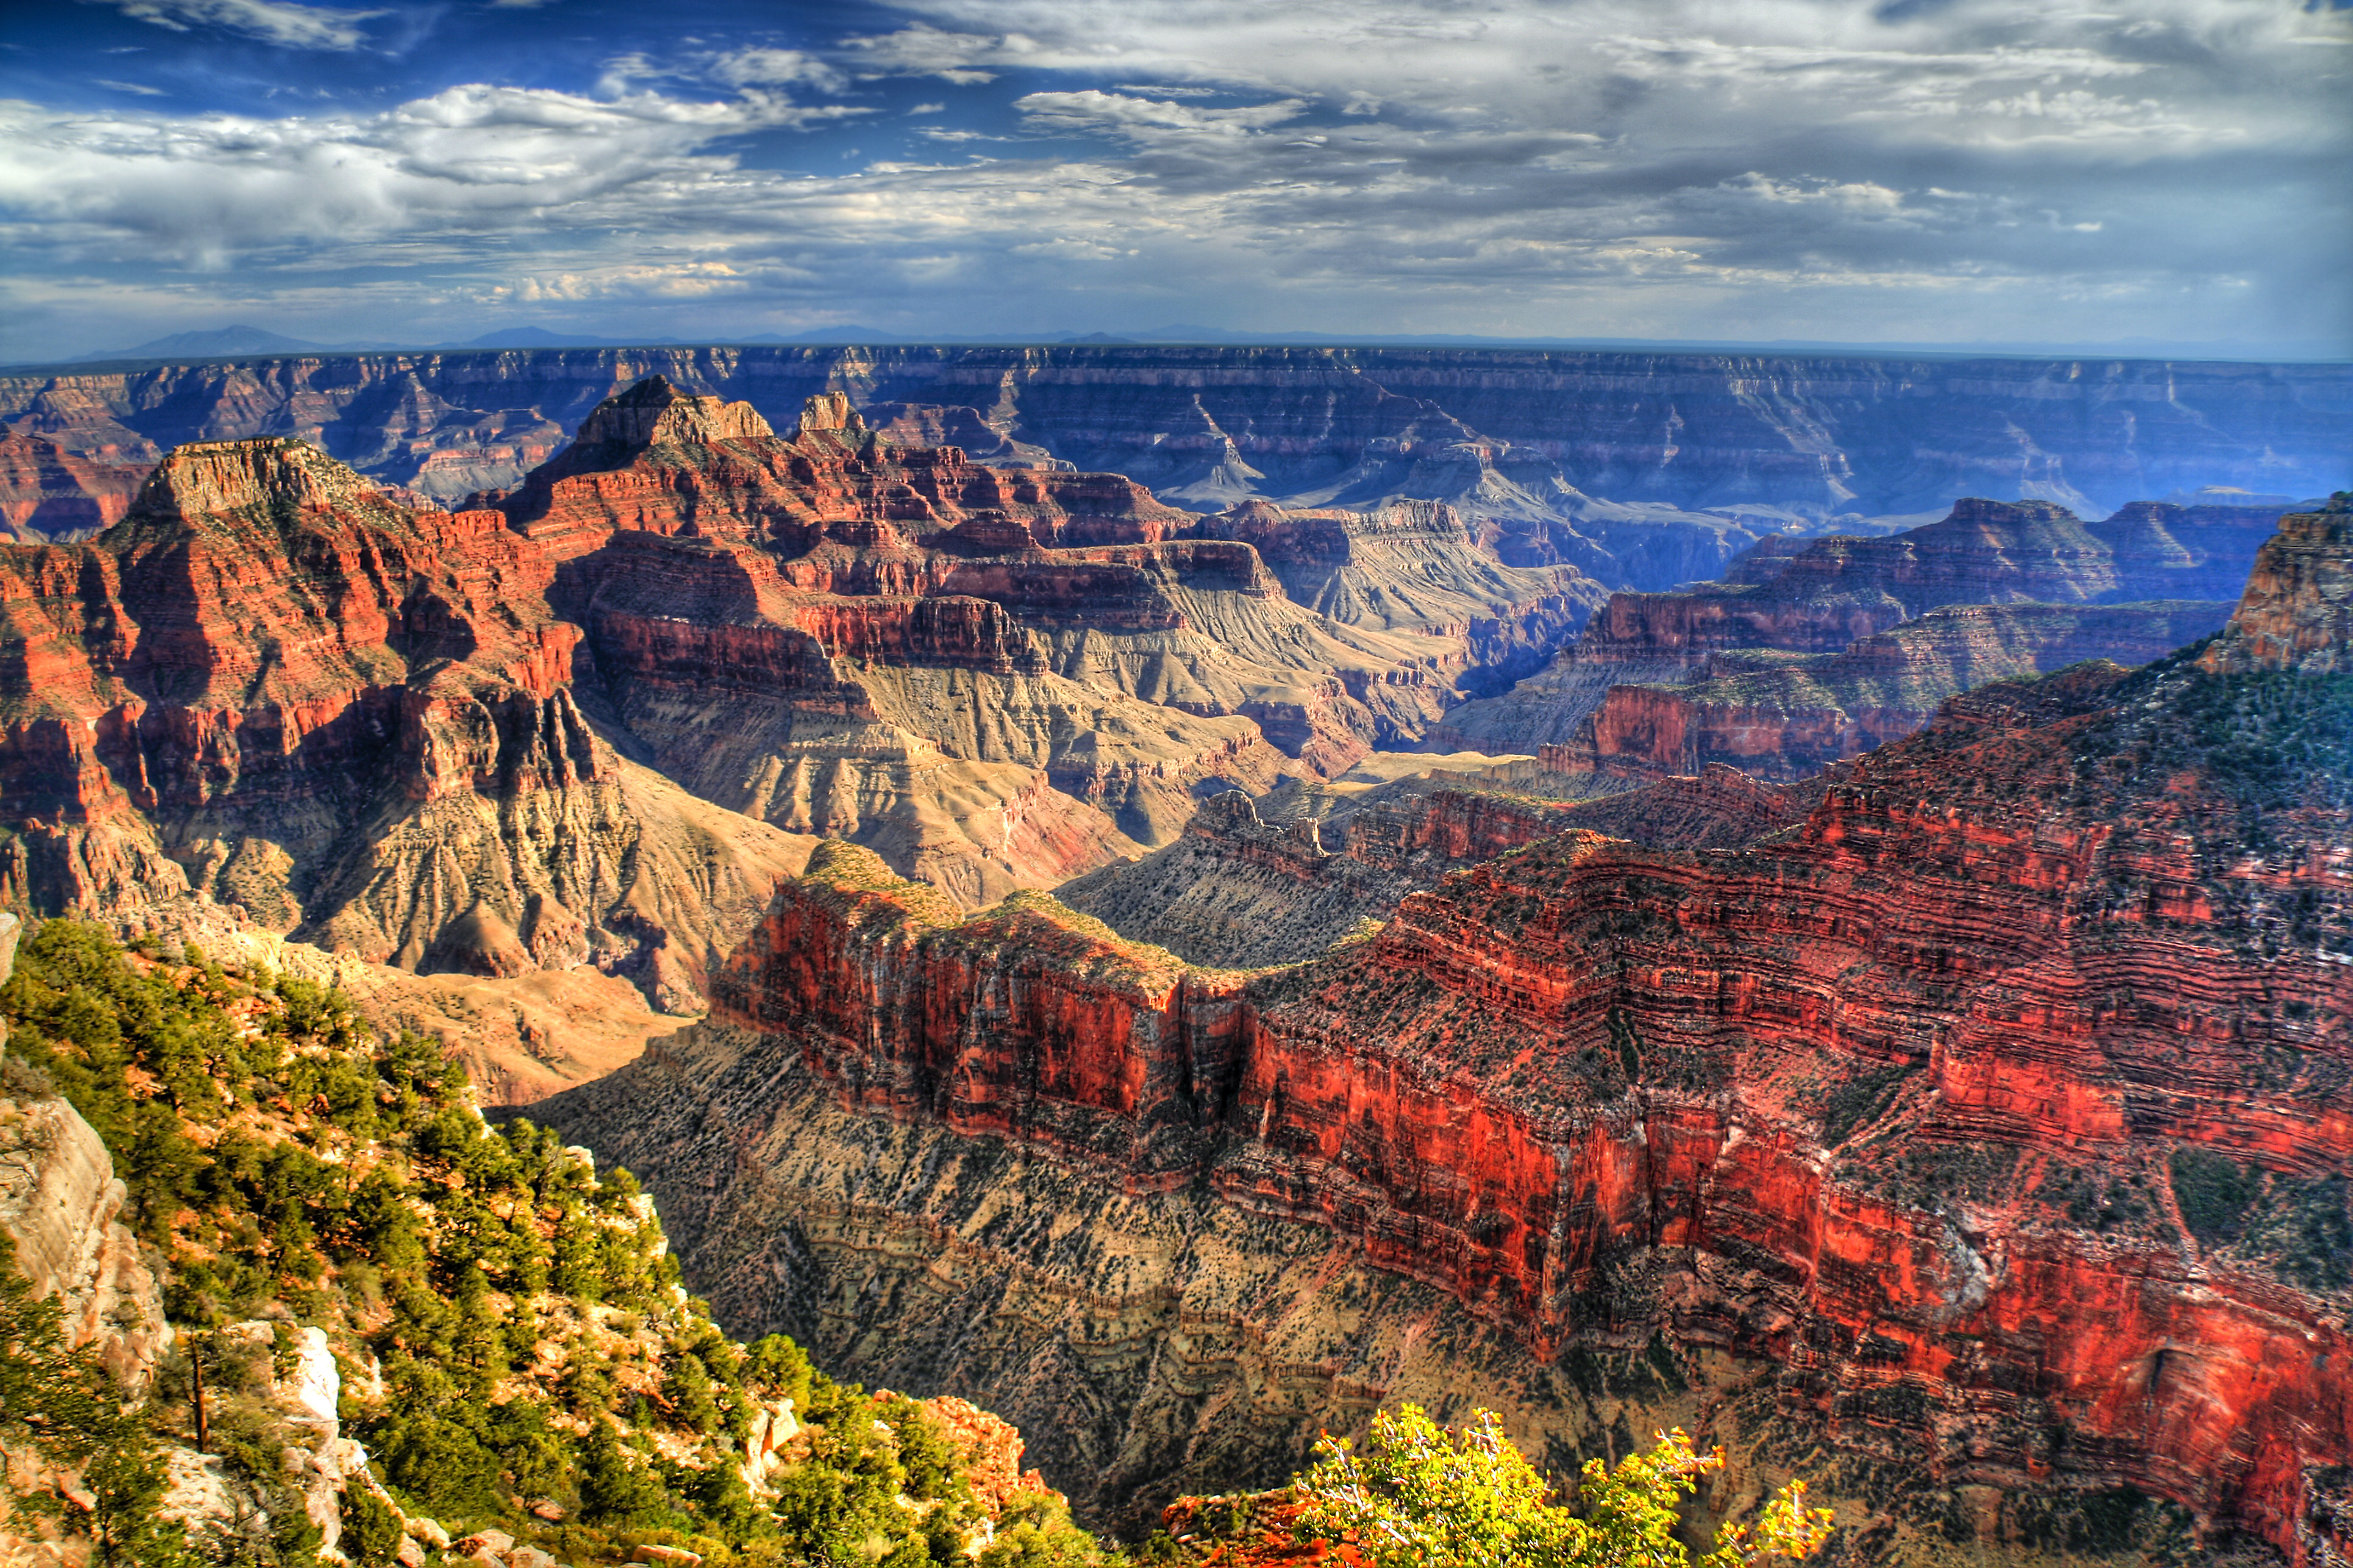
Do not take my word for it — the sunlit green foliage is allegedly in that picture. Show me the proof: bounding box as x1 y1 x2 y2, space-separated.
1294 1404 1831 1568
1 921 1124 1568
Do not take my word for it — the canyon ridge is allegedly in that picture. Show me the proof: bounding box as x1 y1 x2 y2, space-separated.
1 356 2346 1565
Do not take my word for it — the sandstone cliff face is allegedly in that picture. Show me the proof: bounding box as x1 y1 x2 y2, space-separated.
1443 495 2276 774
1561 599 2235 781
2200 494 2352 675
2 375 1588 977
536 508 2353 1564
0 433 150 542
1575 497 2284 663
0 917 170 1403
516 377 1586 887
0 429 820 1009
1187 499 1601 695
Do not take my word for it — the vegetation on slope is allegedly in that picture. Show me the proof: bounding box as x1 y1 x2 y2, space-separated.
1 920 1115 1567
3 921 1846 1568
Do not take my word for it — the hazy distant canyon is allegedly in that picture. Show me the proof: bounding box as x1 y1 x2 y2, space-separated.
4 346 2346 576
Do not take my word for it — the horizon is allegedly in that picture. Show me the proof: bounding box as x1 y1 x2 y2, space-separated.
18 321 2353 373
4 1 2349 366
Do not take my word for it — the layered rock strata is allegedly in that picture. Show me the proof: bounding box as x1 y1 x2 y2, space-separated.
503 378 1589 897
1440 496 2274 770
1186 499 1599 695
1559 598 2235 781
1055 783 1586 969
1573 498 2285 663
538 506 2353 1563
8 346 2341 559
0 431 821 1006
0 433 151 542
2 376 1591 969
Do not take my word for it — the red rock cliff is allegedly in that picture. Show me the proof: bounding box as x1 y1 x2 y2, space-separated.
701 509 2353 1562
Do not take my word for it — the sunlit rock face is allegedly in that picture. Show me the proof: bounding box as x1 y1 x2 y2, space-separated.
0 376 1591 992
539 506 2351 1563
1440 494 2282 774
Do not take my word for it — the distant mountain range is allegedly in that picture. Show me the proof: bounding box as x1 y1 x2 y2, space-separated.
52 322 2346 368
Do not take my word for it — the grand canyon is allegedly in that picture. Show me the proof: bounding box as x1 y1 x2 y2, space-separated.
3 346 2347 1567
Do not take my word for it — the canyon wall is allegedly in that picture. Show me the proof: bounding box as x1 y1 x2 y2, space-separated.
5 346 2342 561
538 504 2353 1564
1 377 1588 992
1441 496 2273 773
1559 598 2235 781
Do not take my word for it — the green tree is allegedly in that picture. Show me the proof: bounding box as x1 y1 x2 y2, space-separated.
0 1234 192 1566
1293 1405 1832 1568
339 1486 407 1568
578 1420 671 1526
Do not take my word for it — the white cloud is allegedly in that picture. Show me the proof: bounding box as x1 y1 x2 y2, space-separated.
90 0 387 51
1015 90 1307 141
842 23 1026 82
710 47 846 93
0 85 852 269
6 0 2347 359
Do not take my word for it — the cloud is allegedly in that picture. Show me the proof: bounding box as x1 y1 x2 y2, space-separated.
6 0 2348 359
93 78 168 96
88 0 388 51
842 23 1021 83
1015 90 1307 141
0 84 846 269
710 47 846 93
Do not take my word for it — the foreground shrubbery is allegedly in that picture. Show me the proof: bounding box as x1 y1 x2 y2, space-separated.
1 920 1115 1568
1293 1406 1832 1567
2 921 1835 1568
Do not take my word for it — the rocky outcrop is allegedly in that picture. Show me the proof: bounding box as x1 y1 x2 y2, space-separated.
0 433 150 542
1441 495 2274 769
0 1086 170 1394
1187 499 1601 694
537 510 2353 1562
0 430 820 1008
2 376 1592 977
1574 497 2283 663
524 378 1582 878
2200 493 2352 675
1560 599 2235 781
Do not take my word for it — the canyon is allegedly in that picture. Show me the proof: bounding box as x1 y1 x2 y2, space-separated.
1438 495 2282 779
2 346 2347 1565
4 347 2343 571
537 498 2353 1564
0 376 1587 1007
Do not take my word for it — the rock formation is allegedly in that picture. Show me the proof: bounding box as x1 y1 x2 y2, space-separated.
1186 499 1599 695
1556 599 2235 781
0 432 150 542
536 503 2352 1563
1055 781 1585 970
2 376 1590 984
1440 495 2277 771
0 1092 170 1394
0 429 820 1008
6 346 2340 557
2200 493 2352 675
0 915 171 1406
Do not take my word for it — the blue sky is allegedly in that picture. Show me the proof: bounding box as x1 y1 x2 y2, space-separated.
3 0 2348 361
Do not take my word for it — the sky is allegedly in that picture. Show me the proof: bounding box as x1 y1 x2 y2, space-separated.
2 0 2349 362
